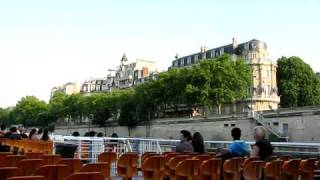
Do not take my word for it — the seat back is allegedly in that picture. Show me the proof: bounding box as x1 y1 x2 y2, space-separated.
241 157 260 168
4 155 27 167
25 152 44 159
57 158 83 173
242 161 264 180
176 159 201 179
80 163 110 180
223 157 243 180
264 160 283 180
98 152 117 166
199 158 222 180
18 159 44 176
164 152 179 176
194 155 212 162
7 176 46 180
141 152 159 164
168 155 190 179
282 159 301 180
65 172 105 180
0 167 22 179
42 155 62 165
299 158 316 180
142 155 165 180
34 164 70 180
0 152 13 166
117 153 138 179
279 155 293 161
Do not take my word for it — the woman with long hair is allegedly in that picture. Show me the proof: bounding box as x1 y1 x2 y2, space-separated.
41 129 50 141
29 128 37 140
192 132 205 154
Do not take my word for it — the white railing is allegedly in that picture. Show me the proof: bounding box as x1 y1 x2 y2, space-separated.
52 135 320 160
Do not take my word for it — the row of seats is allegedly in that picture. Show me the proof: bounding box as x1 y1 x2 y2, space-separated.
141 152 320 180
0 139 53 154
1 150 319 180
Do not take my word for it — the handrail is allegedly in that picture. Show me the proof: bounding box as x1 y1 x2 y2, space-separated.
250 111 289 141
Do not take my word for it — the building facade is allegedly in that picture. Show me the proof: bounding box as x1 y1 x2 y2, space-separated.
51 82 80 98
80 54 158 93
170 38 280 112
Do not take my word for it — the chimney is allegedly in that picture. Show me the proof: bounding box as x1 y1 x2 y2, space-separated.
232 37 238 48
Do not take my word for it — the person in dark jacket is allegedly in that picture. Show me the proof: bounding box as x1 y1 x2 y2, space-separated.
250 126 273 160
192 132 205 154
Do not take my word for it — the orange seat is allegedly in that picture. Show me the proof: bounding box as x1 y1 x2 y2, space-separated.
34 164 70 180
199 158 222 180
41 155 62 165
223 157 243 180
117 153 138 180
25 152 44 159
0 152 13 166
2 155 27 167
242 161 264 180
0 167 22 180
164 153 179 176
141 152 159 165
279 155 292 161
7 176 46 180
241 157 260 168
299 158 316 180
98 152 117 166
264 160 283 180
175 159 201 180
18 159 44 176
80 163 110 180
193 155 212 162
57 158 83 173
168 155 190 179
282 159 301 180
65 172 105 180
142 155 165 180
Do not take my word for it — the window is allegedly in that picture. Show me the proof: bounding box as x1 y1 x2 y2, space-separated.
273 122 279 126
224 124 229 127
283 123 289 136
180 59 184 66
220 48 224 55
194 55 198 62
187 56 191 65
231 124 236 127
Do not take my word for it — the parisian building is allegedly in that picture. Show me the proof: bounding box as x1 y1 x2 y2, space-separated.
80 54 158 93
170 38 280 112
50 82 80 98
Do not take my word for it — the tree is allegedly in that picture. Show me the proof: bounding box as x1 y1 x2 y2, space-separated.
12 96 49 126
277 56 320 107
198 55 251 113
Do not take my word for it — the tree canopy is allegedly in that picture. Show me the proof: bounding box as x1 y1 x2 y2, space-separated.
0 55 251 128
277 56 320 107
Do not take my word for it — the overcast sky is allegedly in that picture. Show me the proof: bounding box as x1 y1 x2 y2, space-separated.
0 0 320 107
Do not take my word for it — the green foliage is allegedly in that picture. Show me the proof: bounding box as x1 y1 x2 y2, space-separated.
12 96 49 126
277 56 320 107
0 55 251 128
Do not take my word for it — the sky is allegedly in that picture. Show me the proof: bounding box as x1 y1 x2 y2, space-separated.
0 0 320 108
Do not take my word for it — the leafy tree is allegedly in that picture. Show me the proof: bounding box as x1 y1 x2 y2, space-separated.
198 55 251 113
277 56 320 107
13 96 49 126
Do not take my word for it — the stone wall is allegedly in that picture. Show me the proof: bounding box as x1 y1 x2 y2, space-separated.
54 106 320 143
